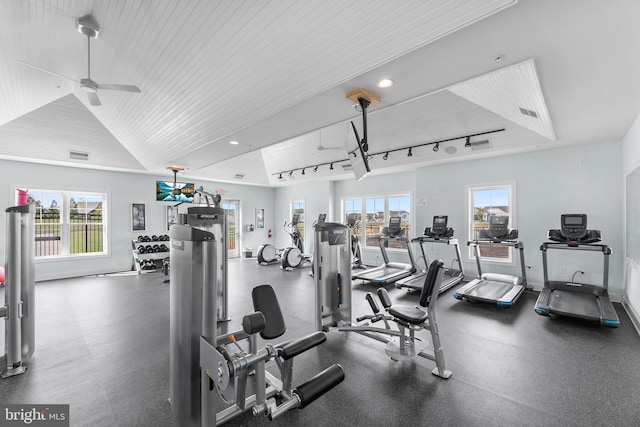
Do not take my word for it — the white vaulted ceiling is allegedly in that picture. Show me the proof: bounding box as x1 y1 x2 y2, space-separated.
1 0 639 186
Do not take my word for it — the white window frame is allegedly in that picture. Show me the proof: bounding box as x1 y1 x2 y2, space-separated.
18 188 108 259
342 192 412 252
466 181 516 264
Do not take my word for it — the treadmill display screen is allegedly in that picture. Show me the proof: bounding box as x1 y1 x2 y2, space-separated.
564 216 584 225
388 217 402 233
491 216 507 225
487 215 509 238
431 216 448 235
560 214 588 239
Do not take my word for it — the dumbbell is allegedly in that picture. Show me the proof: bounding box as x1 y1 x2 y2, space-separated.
159 244 169 252
138 235 146 243
152 235 159 241
137 245 147 254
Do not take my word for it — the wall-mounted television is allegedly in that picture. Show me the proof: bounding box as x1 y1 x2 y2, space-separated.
156 181 195 202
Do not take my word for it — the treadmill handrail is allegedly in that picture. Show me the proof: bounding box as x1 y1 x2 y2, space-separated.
468 239 523 249
412 236 459 245
540 241 612 254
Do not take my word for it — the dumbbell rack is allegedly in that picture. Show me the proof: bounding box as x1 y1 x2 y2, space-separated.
131 235 170 274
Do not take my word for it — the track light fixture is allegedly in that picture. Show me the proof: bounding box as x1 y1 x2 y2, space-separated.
271 128 504 179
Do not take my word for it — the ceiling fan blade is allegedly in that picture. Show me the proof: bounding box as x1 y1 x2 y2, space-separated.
86 91 101 106
97 83 141 93
17 60 78 83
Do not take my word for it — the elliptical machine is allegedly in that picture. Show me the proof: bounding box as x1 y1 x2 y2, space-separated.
281 214 311 270
256 214 305 266
346 213 365 270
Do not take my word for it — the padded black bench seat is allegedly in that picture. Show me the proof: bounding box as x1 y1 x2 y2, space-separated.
388 306 428 325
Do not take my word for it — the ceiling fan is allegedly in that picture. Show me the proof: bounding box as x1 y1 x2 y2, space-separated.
18 14 140 107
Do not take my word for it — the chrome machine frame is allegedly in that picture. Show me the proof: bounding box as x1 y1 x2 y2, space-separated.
169 224 344 426
1 204 35 379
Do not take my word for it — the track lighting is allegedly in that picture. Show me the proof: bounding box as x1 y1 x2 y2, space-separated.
271 128 504 180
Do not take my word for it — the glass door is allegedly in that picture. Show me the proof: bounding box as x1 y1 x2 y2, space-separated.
223 200 240 258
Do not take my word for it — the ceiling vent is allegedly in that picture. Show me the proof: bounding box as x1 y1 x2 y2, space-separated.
69 151 89 161
519 107 539 118
468 139 491 150
234 174 245 180
342 164 353 171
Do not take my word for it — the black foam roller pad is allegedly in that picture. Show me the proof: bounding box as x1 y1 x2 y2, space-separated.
277 331 326 360
295 364 345 409
242 312 266 335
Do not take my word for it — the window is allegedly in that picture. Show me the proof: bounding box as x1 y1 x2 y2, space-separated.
291 201 305 242
23 189 107 258
342 193 412 249
467 183 514 262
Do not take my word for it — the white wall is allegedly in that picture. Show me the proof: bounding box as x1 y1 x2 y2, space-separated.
0 159 274 280
622 113 640 324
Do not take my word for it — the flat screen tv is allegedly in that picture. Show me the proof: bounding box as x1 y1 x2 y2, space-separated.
156 181 195 202
345 121 370 182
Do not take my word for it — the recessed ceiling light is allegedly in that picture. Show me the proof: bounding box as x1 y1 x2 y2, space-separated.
229 140 239 145
377 78 394 88
494 55 504 62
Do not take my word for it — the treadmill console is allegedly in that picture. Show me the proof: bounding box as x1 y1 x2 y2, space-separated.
424 215 454 239
547 214 601 244
386 216 404 237
291 214 300 225
560 214 587 239
477 215 518 241
317 213 326 224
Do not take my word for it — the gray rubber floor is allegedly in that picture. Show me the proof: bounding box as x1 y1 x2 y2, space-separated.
1 258 639 426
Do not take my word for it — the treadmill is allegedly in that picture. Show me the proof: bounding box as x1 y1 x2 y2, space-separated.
352 216 417 285
453 215 529 307
395 216 464 293
534 214 620 327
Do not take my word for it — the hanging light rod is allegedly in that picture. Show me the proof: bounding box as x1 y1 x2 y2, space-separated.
271 128 505 178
